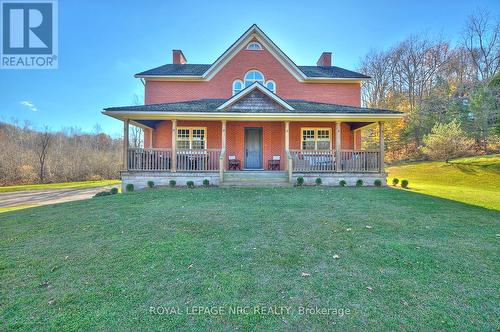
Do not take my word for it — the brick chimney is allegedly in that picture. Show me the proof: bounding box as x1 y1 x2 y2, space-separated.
172 50 187 64
316 52 332 67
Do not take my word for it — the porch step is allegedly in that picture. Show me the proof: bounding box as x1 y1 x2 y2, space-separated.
221 171 292 187
221 182 292 188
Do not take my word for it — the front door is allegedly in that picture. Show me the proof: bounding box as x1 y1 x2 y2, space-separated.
244 128 263 169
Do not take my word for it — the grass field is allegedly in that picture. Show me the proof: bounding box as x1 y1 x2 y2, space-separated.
0 180 121 193
387 154 500 210
1 187 499 330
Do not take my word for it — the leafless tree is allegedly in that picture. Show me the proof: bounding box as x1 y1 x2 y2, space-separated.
35 128 52 183
388 35 450 145
462 9 500 81
129 125 144 148
358 14 499 158
130 93 145 148
0 121 122 185
360 50 393 108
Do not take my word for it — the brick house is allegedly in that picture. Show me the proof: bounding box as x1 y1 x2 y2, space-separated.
103 25 404 188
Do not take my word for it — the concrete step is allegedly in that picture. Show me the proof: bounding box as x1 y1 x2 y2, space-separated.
222 177 288 182
224 171 287 177
220 182 293 188
221 171 291 187
222 179 288 184
223 179 289 183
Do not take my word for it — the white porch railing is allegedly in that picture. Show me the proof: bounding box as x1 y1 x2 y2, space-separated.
128 148 172 171
127 148 379 173
127 148 221 172
339 150 380 172
290 149 381 173
290 149 336 172
176 148 221 172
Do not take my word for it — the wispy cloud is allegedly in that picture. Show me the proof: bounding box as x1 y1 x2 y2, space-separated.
20 101 37 112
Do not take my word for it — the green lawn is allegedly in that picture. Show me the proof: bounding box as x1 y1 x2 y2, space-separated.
387 154 500 210
0 180 121 193
1 187 499 330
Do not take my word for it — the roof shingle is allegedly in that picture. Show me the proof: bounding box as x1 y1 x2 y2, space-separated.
104 98 401 114
135 64 369 79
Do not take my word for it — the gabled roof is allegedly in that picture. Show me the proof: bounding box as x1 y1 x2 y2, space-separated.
216 82 294 111
299 66 369 79
137 64 210 76
135 24 370 81
136 64 369 79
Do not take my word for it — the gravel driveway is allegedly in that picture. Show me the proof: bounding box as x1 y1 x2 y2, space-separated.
0 185 118 210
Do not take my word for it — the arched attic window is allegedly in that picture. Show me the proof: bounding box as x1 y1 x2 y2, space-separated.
244 70 265 88
265 80 276 93
232 80 243 95
246 42 263 50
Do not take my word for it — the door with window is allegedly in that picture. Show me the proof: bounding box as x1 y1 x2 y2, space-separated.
244 128 263 169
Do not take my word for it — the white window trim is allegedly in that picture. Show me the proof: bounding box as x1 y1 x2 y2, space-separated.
246 42 263 50
232 79 243 95
244 70 265 87
265 80 276 93
177 126 207 150
301 127 332 150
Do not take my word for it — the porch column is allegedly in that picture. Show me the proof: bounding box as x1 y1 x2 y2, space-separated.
335 121 341 172
353 129 360 150
171 119 177 172
123 119 129 170
148 128 153 148
221 120 227 150
379 121 385 173
219 120 227 182
284 121 290 171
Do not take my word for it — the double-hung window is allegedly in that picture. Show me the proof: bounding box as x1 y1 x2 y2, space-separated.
177 127 206 149
301 128 331 150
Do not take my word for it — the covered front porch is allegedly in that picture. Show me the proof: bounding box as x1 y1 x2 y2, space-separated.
103 84 403 188
120 118 386 187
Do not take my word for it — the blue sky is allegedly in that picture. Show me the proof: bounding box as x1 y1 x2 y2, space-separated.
1 0 498 137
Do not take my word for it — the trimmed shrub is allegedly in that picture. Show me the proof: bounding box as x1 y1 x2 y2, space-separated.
374 179 382 187
339 180 347 187
169 179 176 187
110 187 119 194
186 180 195 189
93 191 111 198
392 178 399 186
356 179 363 187
147 180 155 188
203 179 210 187
296 176 304 186
401 179 409 189
315 177 322 186
125 183 134 192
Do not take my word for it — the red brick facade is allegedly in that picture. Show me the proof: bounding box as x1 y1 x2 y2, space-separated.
142 31 366 169
145 43 361 106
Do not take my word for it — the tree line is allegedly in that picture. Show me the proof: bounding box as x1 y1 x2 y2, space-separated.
359 9 499 161
0 121 124 185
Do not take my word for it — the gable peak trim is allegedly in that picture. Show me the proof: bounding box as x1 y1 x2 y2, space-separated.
216 82 294 111
202 25 307 81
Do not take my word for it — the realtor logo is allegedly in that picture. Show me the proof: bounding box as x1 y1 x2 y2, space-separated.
1 0 58 69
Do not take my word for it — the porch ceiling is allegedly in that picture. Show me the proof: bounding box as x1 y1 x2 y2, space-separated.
133 120 163 128
132 119 377 131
